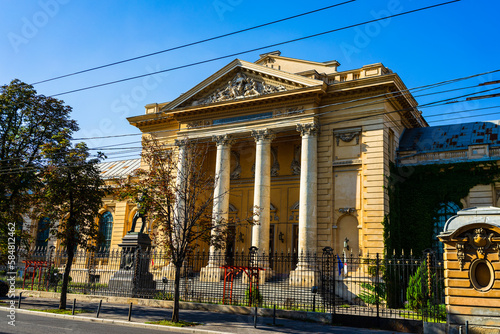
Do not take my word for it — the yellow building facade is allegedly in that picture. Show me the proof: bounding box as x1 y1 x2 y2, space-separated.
30 53 500 273
123 51 426 260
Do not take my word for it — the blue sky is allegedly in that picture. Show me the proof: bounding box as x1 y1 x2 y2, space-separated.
1 0 499 160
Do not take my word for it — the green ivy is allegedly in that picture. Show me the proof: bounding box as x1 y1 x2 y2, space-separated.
385 161 499 256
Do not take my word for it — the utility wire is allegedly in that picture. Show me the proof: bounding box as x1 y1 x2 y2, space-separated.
3 67 497 165
30 1 355 86
2 99 498 175
50 0 460 97
68 66 497 142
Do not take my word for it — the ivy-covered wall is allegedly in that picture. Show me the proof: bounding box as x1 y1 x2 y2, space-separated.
384 161 499 256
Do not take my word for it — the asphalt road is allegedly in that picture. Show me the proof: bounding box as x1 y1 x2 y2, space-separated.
0 310 188 334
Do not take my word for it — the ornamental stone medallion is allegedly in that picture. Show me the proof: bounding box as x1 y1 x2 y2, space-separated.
438 206 500 332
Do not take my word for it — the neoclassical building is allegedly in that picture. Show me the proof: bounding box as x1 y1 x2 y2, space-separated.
30 52 500 281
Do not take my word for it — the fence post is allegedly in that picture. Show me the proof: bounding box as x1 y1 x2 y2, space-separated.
96 299 102 318
376 253 380 322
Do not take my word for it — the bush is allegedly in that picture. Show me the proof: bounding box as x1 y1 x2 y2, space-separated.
359 282 386 305
245 287 263 306
154 291 173 300
406 261 427 311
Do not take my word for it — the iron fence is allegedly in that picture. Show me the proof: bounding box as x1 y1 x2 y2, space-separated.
12 247 445 323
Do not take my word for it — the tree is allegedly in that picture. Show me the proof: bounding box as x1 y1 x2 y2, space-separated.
36 131 106 309
0 79 78 261
118 137 232 323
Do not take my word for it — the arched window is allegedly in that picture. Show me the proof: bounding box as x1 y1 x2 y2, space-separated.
36 217 50 248
433 202 460 256
98 211 113 251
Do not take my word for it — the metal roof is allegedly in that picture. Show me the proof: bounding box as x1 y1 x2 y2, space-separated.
98 158 141 179
399 120 500 153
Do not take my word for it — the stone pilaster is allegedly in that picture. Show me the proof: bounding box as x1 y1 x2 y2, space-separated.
290 122 320 287
200 134 233 282
251 129 275 281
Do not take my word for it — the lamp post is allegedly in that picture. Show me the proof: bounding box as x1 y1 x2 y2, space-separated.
162 277 168 298
311 286 318 312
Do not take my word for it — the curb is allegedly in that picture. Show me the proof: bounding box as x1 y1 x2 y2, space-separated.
0 307 225 334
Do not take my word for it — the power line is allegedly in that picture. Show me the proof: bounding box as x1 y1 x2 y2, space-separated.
2 100 499 176
30 1 355 86
66 66 497 143
50 0 460 97
3 67 497 166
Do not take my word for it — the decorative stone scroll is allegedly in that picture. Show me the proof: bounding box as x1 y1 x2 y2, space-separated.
336 132 359 145
296 122 319 137
338 207 356 214
212 134 234 147
174 138 189 147
191 72 287 106
452 227 500 270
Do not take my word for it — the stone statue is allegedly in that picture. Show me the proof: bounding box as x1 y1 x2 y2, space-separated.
128 192 148 234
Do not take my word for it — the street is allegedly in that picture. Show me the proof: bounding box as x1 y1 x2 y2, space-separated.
0 310 188 334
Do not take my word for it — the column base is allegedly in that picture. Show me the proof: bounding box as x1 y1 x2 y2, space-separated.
162 262 176 281
289 268 320 288
199 265 224 282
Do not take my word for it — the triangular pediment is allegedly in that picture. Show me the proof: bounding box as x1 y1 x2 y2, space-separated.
162 59 324 111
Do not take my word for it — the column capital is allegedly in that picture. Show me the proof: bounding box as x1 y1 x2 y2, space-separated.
212 134 234 147
251 129 275 142
174 138 189 147
296 122 320 137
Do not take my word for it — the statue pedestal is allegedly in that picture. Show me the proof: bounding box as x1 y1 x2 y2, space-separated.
108 233 156 297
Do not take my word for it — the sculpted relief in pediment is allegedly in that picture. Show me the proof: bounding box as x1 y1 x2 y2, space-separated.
190 72 287 106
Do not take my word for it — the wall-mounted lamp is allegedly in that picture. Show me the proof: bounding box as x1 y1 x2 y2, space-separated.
344 237 350 251
278 232 285 243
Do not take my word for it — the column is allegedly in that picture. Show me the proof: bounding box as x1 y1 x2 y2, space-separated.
200 134 233 282
251 129 275 281
164 139 188 280
290 122 320 287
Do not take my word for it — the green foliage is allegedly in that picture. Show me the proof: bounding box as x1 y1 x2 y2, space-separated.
154 291 174 300
359 282 386 305
146 320 200 327
385 162 499 255
32 308 90 315
0 79 78 262
406 262 426 311
245 287 263 306
35 132 106 309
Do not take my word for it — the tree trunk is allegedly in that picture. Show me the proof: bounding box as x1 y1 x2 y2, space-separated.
171 263 182 322
59 247 74 310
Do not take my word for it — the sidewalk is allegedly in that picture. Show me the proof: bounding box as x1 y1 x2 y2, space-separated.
2 296 410 334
